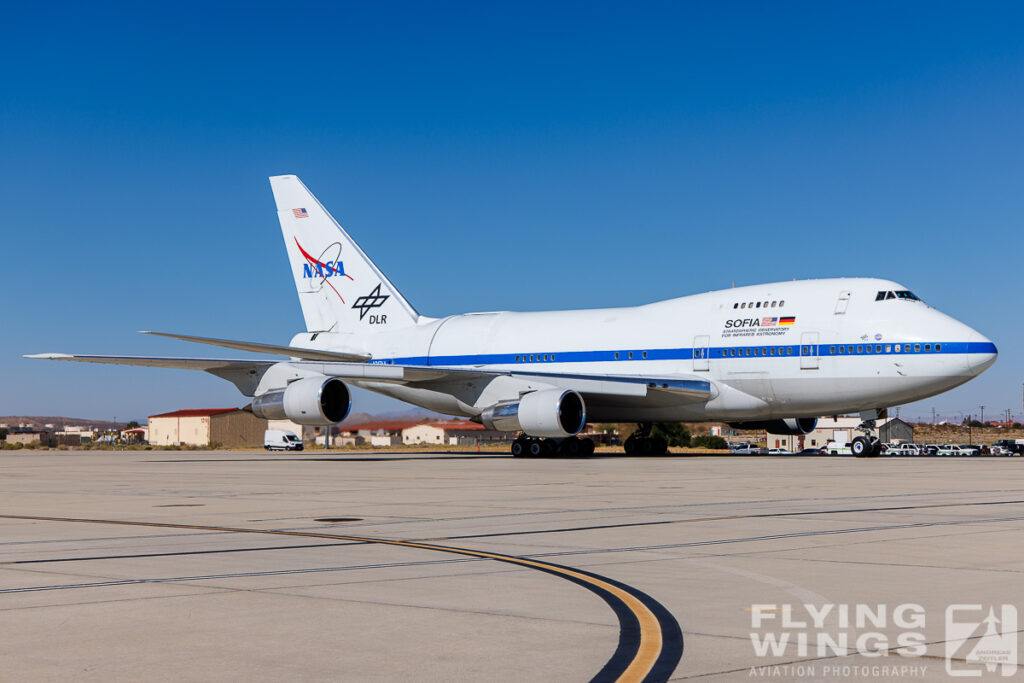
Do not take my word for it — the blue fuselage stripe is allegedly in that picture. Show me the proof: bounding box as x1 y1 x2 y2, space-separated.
372 342 997 367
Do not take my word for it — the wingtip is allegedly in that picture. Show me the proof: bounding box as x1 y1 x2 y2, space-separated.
25 353 70 360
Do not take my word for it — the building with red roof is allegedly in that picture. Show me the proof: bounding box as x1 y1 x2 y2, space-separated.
148 407 266 447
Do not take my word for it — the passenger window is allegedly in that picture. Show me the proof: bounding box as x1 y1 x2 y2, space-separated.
786 347 793 355
530 355 534 361
778 347 784 355
550 354 556 361
771 301 776 307
934 343 941 351
894 344 901 352
885 345 891 352
914 344 920 352
754 348 760 356
779 300 785 306
857 345 863 353
614 352 619 360
756 302 761 308
730 349 735 356
763 301 769 308
847 346 854 354
628 351 633 360
515 355 520 362
746 349 751 356
769 348 775 356
642 351 647 359
733 303 738 309
838 346 844 354
924 344 931 352
741 302 746 309
543 354 548 361
866 345 872 353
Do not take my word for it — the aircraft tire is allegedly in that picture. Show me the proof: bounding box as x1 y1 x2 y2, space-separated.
529 440 544 457
542 438 557 456
560 437 582 457
852 436 871 457
580 438 595 456
651 436 668 455
624 436 637 455
511 440 526 457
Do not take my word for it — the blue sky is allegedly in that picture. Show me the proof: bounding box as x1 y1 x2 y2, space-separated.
1 2 1021 423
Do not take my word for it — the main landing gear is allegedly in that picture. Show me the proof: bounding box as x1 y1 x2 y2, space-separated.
623 423 669 455
511 435 596 457
852 419 883 458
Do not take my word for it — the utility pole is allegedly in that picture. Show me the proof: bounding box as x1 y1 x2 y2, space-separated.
980 406 985 425
932 407 936 424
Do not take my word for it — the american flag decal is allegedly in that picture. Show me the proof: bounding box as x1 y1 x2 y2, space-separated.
292 208 309 219
762 317 778 327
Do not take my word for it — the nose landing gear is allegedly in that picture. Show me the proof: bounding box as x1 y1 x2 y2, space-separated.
852 419 883 457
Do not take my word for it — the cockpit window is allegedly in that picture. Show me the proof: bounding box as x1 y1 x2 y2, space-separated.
876 290 921 302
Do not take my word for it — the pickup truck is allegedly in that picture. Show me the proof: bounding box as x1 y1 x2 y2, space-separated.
729 442 765 454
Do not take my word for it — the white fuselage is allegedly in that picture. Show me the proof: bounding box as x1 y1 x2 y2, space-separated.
291 277 996 423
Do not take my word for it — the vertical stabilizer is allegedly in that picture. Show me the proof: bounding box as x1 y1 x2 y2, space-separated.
270 175 420 333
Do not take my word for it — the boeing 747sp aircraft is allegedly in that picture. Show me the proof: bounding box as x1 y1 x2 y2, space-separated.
29 176 997 457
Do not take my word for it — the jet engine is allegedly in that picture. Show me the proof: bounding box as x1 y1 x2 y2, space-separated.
480 389 586 438
251 376 351 426
728 418 818 436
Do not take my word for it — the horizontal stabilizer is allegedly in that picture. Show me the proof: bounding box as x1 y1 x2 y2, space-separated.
139 331 371 362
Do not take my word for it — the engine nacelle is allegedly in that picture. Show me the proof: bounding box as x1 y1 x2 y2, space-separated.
728 418 818 436
251 376 351 426
480 389 586 438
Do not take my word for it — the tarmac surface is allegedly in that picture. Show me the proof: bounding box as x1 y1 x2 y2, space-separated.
2 450 1023 681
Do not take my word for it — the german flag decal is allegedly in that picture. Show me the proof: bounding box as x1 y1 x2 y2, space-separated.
778 316 796 325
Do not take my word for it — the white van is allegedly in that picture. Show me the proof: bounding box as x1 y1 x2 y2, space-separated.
264 429 303 451
826 441 852 455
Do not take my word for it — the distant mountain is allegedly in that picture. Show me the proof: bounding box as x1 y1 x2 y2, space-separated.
0 416 128 431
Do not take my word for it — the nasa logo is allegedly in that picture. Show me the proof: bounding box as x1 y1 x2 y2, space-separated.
294 238 354 303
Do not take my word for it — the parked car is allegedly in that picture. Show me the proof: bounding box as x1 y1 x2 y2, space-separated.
936 445 965 456
958 444 981 456
994 439 1024 455
768 448 788 455
797 447 825 455
990 445 1010 456
826 441 852 455
894 444 921 456
264 429 304 451
729 442 764 454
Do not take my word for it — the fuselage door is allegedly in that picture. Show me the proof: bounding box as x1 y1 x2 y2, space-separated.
693 335 710 371
834 290 851 314
800 331 820 369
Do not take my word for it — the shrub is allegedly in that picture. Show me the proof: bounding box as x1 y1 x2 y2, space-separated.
691 435 728 449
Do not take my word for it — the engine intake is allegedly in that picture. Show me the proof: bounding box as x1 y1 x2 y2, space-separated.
728 418 818 436
480 389 586 438
252 376 351 426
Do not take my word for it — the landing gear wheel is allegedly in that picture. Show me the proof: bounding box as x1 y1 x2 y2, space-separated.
580 438 595 456
560 437 582 457
542 439 557 456
639 438 655 455
624 435 637 455
870 440 883 457
528 440 544 457
511 439 526 457
651 436 668 455
852 436 872 458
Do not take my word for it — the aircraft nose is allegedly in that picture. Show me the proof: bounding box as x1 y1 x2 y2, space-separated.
965 328 997 376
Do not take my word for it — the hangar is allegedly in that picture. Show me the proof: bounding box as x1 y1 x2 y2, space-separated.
148 408 267 447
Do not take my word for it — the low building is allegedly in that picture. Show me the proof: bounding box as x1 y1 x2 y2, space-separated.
149 408 267 447
402 421 506 446
6 430 52 446
120 427 149 443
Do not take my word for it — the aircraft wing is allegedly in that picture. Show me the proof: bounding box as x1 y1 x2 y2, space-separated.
139 331 371 363
23 353 277 371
